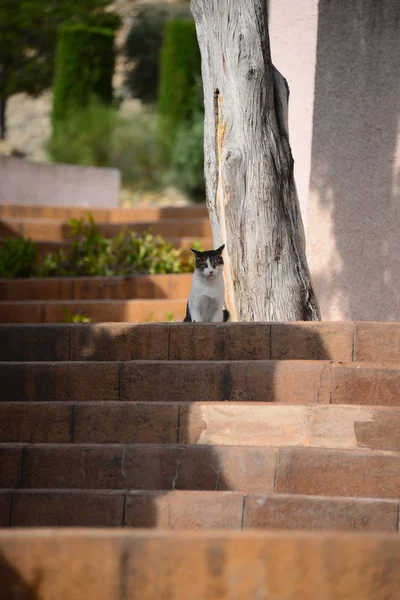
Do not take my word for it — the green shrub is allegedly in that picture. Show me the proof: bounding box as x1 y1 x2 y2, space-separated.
0 237 38 278
61 309 92 324
158 19 202 150
37 215 197 277
125 3 192 104
52 23 115 133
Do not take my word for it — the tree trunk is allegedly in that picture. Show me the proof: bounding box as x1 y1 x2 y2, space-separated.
0 96 6 140
191 0 321 321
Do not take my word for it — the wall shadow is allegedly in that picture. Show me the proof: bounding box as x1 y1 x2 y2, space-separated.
0 552 41 599
309 0 400 320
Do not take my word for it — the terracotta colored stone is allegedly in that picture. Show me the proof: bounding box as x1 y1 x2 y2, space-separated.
332 363 400 406
0 530 123 600
230 360 332 403
70 323 169 361
125 491 244 529
0 302 43 323
0 324 69 361
0 362 119 402
169 323 271 360
73 402 178 444
0 403 72 443
0 491 11 526
216 446 278 494
244 494 398 531
355 322 400 363
0 444 25 487
11 490 124 527
276 447 400 498
271 322 354 360
97 218 212 240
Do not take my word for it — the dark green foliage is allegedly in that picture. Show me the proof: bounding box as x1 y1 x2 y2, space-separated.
125 3 191 104
158 19 202 146
52 24 115 130
0 237 38 278
37 215 197 277
0 0 120 137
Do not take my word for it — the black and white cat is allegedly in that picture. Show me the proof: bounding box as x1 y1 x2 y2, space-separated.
184 244 230 322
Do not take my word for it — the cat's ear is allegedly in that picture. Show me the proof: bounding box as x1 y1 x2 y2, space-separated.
190 248 202 256
215 244 225 254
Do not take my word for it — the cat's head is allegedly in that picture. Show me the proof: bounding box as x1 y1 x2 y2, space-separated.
191 244 225 279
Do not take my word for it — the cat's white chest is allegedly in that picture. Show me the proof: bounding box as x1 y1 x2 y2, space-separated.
188 271 225 322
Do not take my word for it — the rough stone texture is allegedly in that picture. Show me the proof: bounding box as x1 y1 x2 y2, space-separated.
0 362 120 402
70 324 169 361
244 494 399 532
0 492 11 526
73 403 179 444
0 445 25 487
11 490 125 527
354 323 400 364
0 156 121 207
125 491 244 529
0 403 72 443
0 325 70 361
271 322 354 360
276 447 400 499
169 323 271 360
1 530 400 599
120 360 332 403
179 404 400 452
332 363 400 406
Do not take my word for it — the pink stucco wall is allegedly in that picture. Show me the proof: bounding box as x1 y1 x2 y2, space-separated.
269 0 400 321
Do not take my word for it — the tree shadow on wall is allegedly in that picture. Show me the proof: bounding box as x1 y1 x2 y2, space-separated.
309 0 400 320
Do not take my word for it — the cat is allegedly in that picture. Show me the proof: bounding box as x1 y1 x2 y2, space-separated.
184 244 231 322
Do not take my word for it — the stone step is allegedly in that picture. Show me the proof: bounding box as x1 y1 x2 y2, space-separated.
1 402 400 453
0 274 192 301
1 489 397 531
0 203 208 221
1 322 399 363
0 299 187 323
1 360 399 405
0 530 399 600
0 217 212 241
2 443 400 498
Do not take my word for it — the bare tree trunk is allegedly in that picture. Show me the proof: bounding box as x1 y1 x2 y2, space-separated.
191 0 320 321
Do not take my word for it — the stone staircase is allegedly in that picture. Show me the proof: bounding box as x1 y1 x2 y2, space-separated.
1 321 400 532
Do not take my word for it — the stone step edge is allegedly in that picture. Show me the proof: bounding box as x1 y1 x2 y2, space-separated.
1 529 400 600
1 489 398 531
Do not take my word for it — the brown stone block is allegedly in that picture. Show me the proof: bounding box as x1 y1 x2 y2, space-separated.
70 323 169 361
169 323 271 360
125 491 244 529
0 403 72 443
216 447 278 493
121 361 225 402
355 322 400 363
271 322 354 361
11 490 124 527
73 402 178 444
0 324 70 361
0 531 124 600
230 360 332 403
0 302 43 323
276 447 400 498
0 444 25 487
332 363 400 406
0 362 120 402
0 491 11 526
244 494 398 532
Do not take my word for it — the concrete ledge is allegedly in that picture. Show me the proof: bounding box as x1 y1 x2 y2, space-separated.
0 157 120 208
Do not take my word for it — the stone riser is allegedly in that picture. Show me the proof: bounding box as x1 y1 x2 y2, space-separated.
0 217 212 241
0 300 187 324
1 322 399 363
0 490 398 531
1 402 400 453
2 444 400 499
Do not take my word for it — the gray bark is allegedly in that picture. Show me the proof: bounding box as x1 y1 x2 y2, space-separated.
191 0 320 321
